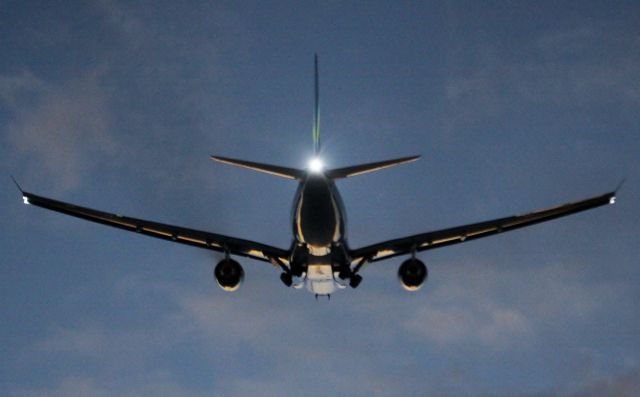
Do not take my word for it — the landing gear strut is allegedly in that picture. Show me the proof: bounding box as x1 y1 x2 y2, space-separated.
347 257 367 289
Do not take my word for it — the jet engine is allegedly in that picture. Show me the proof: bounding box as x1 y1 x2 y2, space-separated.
398 258 427 291
214 258 244 292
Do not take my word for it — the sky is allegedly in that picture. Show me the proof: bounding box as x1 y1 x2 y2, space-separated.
1 1 639 396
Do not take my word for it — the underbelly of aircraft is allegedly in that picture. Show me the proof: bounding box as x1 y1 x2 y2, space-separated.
306 264 335 295
299 202 338 246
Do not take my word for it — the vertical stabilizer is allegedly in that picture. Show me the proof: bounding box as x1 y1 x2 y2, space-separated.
313 54 320 155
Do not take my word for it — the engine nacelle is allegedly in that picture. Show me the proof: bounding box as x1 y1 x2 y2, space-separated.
214 258 244 292
398 258 427 291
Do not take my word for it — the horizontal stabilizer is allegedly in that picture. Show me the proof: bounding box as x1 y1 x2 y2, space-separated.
211 156 305 180
326 155 420 179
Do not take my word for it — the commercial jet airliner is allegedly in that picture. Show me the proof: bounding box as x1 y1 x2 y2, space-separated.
16 56 617 297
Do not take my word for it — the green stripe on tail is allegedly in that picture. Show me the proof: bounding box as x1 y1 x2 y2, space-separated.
313 54 320 155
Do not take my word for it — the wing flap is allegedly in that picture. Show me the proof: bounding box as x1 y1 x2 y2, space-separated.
22 191 290 264
350 191 616 263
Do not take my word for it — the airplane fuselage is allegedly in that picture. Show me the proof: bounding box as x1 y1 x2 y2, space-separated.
291 173 350 295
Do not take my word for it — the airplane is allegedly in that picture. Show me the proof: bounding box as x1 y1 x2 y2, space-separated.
15 55 617 298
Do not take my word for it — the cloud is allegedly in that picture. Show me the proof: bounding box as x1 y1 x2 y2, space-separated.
570 369 640 397
0 71 44 109
401 260 624 349
34 324 107 356
13 374 206 397
13 377 109 397
3 67 118 193
95 0 144 48
406 298 532 348
402 266 534 349
9 258 630 397
529 368 640 397
441 25 640 133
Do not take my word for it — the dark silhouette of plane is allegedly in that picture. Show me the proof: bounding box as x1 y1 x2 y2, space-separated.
16 55 617 297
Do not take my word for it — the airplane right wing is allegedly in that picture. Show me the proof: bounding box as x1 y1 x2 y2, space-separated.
349 191 616 264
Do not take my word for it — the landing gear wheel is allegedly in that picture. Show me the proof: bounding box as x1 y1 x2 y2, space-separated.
349 274 362 289
280 272 293 287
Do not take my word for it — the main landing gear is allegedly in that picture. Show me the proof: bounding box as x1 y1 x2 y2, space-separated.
280 272 293 287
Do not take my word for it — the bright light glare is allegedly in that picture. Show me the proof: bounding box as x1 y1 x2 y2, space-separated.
23 196 30 205
610 196 616 204
309 157 324 173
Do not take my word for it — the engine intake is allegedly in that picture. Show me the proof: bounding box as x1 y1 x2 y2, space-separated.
214 258 244 292
398 258 427 291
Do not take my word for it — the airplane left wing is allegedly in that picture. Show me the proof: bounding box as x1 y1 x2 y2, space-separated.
21 191 290 265
349 191 616 263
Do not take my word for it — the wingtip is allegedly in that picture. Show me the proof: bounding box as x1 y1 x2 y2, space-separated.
10 175 23 194
401 155 421 164
211 155 235 165
608 178 626 205
10 175 30 204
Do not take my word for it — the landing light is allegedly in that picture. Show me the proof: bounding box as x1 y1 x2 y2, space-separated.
23 196 30 205
610 196 616 204
308 158 324 173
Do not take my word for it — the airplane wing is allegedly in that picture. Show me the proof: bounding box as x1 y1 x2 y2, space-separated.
349 191 616 263
21 191 291 265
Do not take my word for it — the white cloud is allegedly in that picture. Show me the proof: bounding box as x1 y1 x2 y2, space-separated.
530 368 640 397
13 377 109 397
34 324 107 356
442 26 640 132
3 68 118 193
403 275 534 349
570 369 640 397
401 260 624 349
95 0 144 47
11 258 629 397
0 71 44 108
13 374 207 397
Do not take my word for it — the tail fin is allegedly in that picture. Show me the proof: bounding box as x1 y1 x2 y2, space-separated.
326 155 421 179
313 53 320 155
211 156 305 180
212 57 419 181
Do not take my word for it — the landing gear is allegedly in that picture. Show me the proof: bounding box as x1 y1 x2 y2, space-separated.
349 274 362 289
280 272 293 287
291 264 304 278
336 265 362 288
346 257 367 289
338 269 350 280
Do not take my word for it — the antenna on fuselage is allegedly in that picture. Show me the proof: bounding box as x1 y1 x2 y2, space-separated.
313 53 320 156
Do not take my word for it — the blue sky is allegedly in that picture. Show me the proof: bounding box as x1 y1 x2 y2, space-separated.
1 1 639 396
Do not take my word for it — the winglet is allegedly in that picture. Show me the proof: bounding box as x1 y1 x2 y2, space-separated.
9 175 24 193
10 175 24 194
609 178 626 205
10 176 30 205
